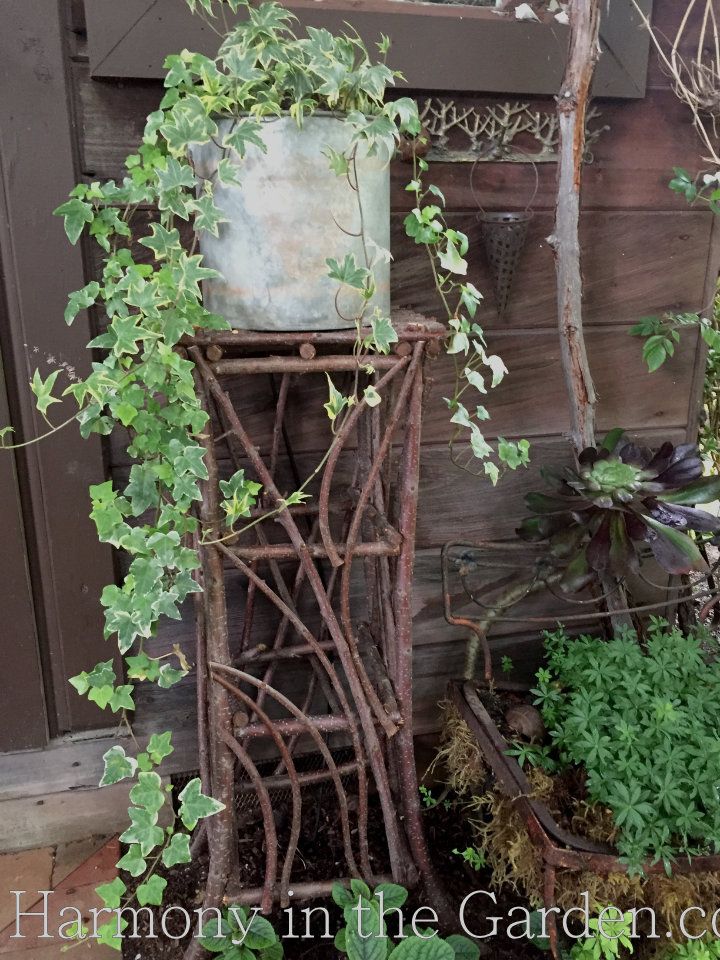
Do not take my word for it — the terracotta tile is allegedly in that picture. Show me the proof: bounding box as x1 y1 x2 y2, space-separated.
0 840 119 955
51 838 110 888
0 850 54 933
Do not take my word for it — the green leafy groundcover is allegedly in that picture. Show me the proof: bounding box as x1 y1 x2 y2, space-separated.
531 620 720 873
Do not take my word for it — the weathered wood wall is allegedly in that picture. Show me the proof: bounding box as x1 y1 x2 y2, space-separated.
65 0 719 750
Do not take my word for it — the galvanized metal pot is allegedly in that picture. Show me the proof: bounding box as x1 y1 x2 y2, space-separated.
189 115 391 331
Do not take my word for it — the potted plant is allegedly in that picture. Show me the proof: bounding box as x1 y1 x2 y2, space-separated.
0 0 534 947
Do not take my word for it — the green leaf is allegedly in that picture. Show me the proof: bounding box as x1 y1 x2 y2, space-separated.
244 914 280 950
96 877 126 910
324 147 350 176
659 475 720 505
139 223 182 261
220 469 262 525
147 731 174 765
129 771 166 815
326 253 370 290
54 198 94 244
373 883 408 910
323 374 349 423
223 118 266 158
100 745 138 787
65 282 100 326
30 369 62 418
162 832 192 867
178 777 225 830
363 385 382 407
137 874 167 907
95 918 127 951
116 845 147 878
119 806 165 857
445 936 480 960
438 238 467 276
390 936 454 960
367 313 398 354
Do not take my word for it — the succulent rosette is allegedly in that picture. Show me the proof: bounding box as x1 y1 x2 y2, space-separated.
518 429 720 591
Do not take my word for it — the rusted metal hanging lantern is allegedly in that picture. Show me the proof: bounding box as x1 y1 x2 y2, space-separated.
478 211 532 322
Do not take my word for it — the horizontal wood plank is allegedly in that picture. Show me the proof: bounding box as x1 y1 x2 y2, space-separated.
75 69 697 212
107 325 699 467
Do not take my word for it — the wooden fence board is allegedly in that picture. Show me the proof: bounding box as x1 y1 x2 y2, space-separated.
106 325 698 467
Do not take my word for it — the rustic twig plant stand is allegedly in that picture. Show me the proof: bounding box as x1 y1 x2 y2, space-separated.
185 316 446 925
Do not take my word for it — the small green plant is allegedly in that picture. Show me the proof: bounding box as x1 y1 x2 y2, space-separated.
669 167 720 213
500 655 514 674
332 880 480 959
569 910 634 960
452 846 486 871
532 619 720 872
199 906 283 960
419 785 451 811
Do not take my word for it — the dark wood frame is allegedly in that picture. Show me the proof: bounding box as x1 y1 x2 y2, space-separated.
86 0 652 99
0 0 118 744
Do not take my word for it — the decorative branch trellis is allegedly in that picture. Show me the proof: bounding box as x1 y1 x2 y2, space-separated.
185 316 448 931
417 98 608 163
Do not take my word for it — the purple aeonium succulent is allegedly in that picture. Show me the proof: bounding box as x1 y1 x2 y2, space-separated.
518 429 720 592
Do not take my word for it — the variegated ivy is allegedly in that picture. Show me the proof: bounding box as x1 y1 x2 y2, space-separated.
2 0 527 946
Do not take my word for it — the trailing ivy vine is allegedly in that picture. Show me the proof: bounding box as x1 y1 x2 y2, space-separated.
2 0 529 945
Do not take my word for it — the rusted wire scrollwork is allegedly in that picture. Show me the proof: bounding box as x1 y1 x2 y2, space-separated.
186 315 449 938
442 538 720 957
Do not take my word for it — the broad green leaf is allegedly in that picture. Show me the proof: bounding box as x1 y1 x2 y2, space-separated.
129 771 166 815
147 731 174 765
373 882 408 910
96 877 126 910
30 369 62 418
326 253 370 290
660 475 720 505
178 777 225 830
438 238 467 276
136 874 167 907
446 935 481 960
162 832 192 867
95 918 127 952
116 845 147 878
54 198 94 244
390 936 454 959
368 313 398 354
65 282 100 325
119 806 165 857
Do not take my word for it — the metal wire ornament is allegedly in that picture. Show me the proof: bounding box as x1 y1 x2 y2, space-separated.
471 156 539 322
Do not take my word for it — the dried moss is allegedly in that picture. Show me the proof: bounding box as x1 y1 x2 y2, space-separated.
440 717 720 939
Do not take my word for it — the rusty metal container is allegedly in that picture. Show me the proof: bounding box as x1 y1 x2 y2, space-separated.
189 115 391 331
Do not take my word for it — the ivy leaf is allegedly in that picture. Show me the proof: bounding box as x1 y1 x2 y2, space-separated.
178 777 225 830
137 875 168 907
223 118 267 158
162 832 192 867
65 281 100 326
109 684 135 713
88 685 115 709
116 845 147 878
323 374 349 423
158 663 186 688
119 806 165 857
147 731 174 765
438 238 468 276
139 223 182 261
326 253 370 290
323 147 350 176
95 918 127 952
96 877 127 910
100 745 138 787
219 470 262 525
363 385 382 407
129 771 166 815
30 369 62 418
191 194 227 236
54 198 94 244
367 313 397 354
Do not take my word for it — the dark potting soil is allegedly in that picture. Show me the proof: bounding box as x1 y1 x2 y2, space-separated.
120 785 543 960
